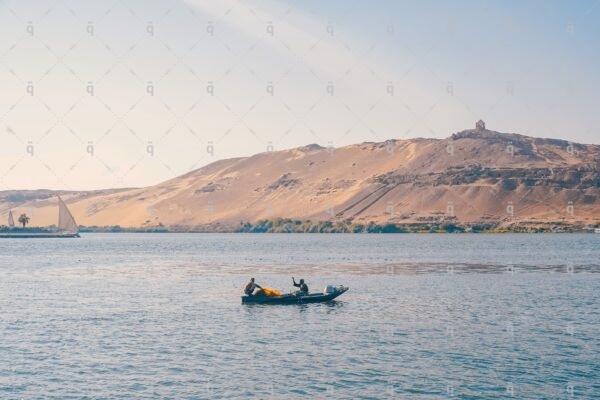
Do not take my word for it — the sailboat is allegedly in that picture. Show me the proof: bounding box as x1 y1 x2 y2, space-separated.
1 196 80 238
8 210 14 227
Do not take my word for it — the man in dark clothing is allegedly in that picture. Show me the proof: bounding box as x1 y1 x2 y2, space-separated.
244 278 262 296
292 277 309 295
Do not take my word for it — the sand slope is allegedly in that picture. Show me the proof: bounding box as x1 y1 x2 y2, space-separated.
1 128 599 230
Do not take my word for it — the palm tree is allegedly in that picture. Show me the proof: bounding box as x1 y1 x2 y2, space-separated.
18 213 30 228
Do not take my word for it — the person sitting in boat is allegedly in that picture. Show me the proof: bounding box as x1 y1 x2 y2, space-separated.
292 277 309 295
244 278 262 296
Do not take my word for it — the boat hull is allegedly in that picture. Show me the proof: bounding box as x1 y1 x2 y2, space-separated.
242 287 348 305
0 232 80 238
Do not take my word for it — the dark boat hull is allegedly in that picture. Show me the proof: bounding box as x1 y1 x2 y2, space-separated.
242 287 349 305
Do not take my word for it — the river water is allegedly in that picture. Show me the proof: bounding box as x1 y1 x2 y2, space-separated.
1 233 599 399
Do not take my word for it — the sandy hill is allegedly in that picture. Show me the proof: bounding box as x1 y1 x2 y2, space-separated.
1 126 599 231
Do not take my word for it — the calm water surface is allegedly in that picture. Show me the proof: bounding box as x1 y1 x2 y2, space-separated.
1 233 599 399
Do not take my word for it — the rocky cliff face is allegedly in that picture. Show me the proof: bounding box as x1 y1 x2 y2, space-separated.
1 129 599 231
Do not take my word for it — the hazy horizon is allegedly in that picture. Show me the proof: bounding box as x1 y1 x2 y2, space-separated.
1 0 599 191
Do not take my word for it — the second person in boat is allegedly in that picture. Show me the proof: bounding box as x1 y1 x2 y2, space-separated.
292 277 309 295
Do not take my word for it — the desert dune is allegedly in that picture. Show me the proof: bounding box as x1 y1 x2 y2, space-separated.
1 125 599 232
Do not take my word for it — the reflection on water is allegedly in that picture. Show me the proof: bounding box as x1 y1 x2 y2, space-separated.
0 233 599 398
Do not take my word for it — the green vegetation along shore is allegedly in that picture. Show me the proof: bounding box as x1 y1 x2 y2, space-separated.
71 218 599 233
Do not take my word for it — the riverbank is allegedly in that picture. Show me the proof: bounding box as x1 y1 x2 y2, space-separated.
72 218 600 233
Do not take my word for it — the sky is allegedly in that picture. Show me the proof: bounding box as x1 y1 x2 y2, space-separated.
0 0 599 190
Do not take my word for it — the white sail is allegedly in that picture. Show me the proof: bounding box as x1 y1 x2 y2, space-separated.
57 196 78 234
8 210 14 227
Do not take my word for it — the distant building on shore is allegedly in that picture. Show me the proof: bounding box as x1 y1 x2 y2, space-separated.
475 120 486 130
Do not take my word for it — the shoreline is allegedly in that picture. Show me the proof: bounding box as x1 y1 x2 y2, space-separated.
4 219 599 234
78 225 597 234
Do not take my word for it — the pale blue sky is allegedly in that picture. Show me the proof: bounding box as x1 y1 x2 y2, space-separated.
0 0 598 190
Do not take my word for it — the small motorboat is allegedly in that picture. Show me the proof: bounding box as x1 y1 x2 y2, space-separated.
242 285 349 305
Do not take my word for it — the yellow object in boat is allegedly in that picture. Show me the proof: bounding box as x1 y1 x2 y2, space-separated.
262 287 281 296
